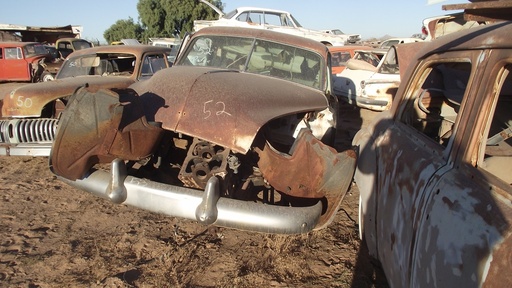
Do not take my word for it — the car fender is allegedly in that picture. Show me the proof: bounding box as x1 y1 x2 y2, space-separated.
1 77 135 117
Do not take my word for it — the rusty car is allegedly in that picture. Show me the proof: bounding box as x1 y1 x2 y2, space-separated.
353 21 512 286
0 45 173 156
49 26 357 234
0 41 60 83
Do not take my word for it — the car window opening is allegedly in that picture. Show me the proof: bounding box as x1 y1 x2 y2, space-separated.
481 65 512 185
402 61 471 147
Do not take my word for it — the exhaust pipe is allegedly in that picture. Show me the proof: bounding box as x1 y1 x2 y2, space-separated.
58 159 323 234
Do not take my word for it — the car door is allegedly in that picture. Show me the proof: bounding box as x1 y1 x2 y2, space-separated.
410 49 512 287
1 46 30 81
371 50 475 285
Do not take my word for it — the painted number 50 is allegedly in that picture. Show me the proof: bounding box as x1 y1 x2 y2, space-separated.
16 96 33 108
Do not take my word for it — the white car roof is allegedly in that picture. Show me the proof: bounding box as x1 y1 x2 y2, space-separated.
232 7 291 15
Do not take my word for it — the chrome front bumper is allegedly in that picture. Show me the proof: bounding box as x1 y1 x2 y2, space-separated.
58 159 323 234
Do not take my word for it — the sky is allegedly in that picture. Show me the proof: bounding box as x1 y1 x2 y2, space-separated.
0 0 466 43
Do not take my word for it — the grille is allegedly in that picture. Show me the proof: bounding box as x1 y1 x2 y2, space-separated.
0 118 57 144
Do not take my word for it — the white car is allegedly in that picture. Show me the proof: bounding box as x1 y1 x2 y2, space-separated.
333 48 399 111
194 0 350 46
379 37 423 49
421 12 485 41
322 29 361 44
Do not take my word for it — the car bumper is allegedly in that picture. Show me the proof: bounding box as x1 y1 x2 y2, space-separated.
355 97 389 111
56 158 324 234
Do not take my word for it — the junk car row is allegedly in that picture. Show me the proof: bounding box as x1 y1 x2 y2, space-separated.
0 2 511 288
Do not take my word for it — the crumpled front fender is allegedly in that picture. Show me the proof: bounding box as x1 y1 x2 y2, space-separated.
50 85 164 180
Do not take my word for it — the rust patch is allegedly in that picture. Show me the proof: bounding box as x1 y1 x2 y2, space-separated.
257 129 357 228
51 86 163 180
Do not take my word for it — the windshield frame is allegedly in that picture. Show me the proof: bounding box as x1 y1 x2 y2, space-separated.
23 43 48 58
175 34 326 90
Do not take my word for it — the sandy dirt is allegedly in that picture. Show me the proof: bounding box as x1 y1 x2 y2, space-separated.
0 91 389 287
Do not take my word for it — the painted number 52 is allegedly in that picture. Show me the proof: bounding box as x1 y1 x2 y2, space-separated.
203 100 232 119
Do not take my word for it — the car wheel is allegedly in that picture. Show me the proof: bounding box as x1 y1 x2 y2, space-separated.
41 72 55 82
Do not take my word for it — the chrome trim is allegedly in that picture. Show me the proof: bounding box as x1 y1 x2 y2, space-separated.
0 118 57 156
0 143 52 156
0 118 57 143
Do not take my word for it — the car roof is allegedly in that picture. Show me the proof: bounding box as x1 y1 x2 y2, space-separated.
417 21 512 59
192 26 329 57
232 6 291 15
66 45 172 58
0 41 41 47
328 45 374 52
56 38 90 42
382 37 421 41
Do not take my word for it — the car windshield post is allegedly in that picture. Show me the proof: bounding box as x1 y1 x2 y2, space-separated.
289 14 302 28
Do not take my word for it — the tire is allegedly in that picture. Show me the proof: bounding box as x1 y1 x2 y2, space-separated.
41 72 55 82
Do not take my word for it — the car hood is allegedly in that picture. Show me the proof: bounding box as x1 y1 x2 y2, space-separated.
1 76 135 117
129 66 329 154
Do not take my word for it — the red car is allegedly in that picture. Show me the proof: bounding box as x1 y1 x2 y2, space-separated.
328 45 374 75
0 42 54 82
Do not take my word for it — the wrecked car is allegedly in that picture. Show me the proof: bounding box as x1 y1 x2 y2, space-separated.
49 26 357 234
421 12 486 41
379 37 423 49
194 0 353 46
353 21 512 286
322 29 361 44
55 38 94 59
0 42 61 83
333 48 397 111
0 45 172 156
328 45 374 75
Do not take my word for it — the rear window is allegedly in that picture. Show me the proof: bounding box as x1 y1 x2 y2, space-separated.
57 53 137 79
331 51 352 67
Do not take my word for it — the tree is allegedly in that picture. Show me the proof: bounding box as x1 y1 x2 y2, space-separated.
103 17 144 44
137 0 223 40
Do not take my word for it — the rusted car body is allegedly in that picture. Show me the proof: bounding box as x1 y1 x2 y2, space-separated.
0 42 59 83
353 21 512 286
49 26 356 234
0 45 172 156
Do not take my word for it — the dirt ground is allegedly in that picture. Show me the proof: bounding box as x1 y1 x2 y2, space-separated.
0 88 389 287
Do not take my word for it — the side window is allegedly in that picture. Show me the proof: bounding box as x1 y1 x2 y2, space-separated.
248 12 264 25
236 12 250 22
264 13 282 26
400 61 471 146
479 66 512 185
139 54 168 79
0 48 3 59
4 48 18 59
